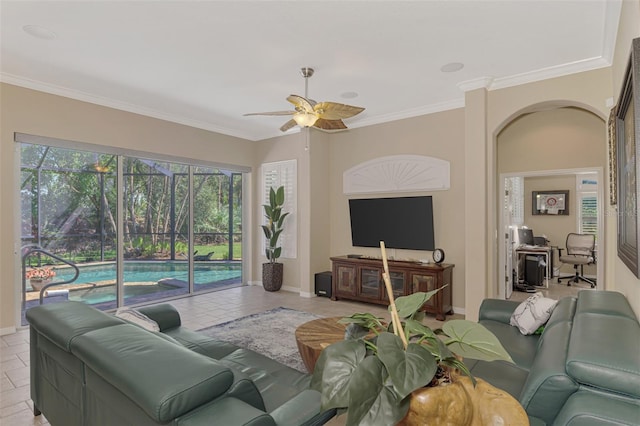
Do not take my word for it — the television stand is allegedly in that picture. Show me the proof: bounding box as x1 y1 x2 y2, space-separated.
330 256 455 320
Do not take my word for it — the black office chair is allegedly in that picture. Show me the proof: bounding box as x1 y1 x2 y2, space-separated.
557 233 596 288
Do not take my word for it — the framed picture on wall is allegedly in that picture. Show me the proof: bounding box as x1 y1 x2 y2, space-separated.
616 37 640 278
532 190 569 215
608 105 617 205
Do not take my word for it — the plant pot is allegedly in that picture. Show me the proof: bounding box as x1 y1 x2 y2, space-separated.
262 262 283 292
399 375 529 426
29 279 51 292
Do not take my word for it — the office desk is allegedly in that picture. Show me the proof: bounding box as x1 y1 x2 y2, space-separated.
515 246 553 288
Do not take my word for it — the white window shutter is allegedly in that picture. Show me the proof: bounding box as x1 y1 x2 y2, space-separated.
505 176 524 226
576 173 597 237
261 160 297 259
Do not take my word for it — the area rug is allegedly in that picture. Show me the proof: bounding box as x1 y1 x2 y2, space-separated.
197 307 322 372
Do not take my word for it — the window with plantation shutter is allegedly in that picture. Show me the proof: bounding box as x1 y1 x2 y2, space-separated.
261 160 297 259
505 176 524 226
579 195 598 236
576 174 597 237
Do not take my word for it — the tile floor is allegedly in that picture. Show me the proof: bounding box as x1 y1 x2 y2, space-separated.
1 282 585 426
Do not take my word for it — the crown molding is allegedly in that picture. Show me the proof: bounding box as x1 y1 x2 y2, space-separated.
457 77 494 92
0 72 262 141
348 98 465 130
490 56 610 90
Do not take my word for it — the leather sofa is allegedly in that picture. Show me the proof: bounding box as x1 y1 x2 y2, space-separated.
465 290 640 425
26 301 335 426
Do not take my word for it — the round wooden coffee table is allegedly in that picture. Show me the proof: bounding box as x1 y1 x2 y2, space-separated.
295 317 346 373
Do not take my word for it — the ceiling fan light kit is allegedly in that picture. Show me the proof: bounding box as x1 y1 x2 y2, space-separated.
293 112 319 128
244 67 365 132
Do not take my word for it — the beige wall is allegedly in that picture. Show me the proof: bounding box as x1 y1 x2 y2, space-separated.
328 109 467 312
609 0 640 315
0 83 256 332
497 108 606 174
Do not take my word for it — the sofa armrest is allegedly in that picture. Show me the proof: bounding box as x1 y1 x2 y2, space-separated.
479 299 521 324
72 324 234 423
174 397 277 426
137 303 181 331
269 390 335 426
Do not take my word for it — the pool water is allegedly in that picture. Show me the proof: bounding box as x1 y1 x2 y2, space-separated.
68 282 182 304
55 261 242 286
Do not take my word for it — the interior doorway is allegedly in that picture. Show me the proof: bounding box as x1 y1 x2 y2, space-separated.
499 168 604 300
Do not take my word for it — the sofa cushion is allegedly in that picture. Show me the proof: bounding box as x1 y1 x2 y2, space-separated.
26 301 124 351
575 290 637 320
165 327 241 359
174 397 277 426
519 321 578 425
464 358 529 400
478 319 540 369
219 348 311 412
553 391 640 426
71 324 235 423
567 312 640 398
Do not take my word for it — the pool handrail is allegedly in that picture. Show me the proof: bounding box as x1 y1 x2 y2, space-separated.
21 246 80 306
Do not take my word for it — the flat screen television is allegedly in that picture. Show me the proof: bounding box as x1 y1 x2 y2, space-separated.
348 196 435 250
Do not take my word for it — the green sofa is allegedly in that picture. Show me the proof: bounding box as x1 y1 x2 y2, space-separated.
466 290 640 425
26 301 335 426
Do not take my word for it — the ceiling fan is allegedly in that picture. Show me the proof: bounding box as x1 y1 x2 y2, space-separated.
244 67 365 132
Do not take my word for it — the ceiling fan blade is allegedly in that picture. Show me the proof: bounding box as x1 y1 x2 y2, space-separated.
280 119 298 132
286 95 315 112
314 102 365 120
243 111 295 116
313 118 348 131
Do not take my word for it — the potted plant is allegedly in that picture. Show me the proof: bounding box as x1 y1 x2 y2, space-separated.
26 267 56 291
261 185 289 291
311 243 521 426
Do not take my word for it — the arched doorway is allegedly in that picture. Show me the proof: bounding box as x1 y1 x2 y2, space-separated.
494 105 607 299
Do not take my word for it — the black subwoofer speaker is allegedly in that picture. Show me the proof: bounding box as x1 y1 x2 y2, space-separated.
315 271 332 298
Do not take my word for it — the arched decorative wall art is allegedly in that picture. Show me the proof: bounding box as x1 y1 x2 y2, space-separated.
343 154 450 194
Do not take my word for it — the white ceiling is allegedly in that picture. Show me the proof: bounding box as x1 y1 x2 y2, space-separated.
0 1 621 141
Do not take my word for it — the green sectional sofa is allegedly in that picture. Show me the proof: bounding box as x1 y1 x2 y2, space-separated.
26 301 335 426
466 290 640 425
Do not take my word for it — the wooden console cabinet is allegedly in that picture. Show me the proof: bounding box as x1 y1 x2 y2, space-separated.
330 256 454 320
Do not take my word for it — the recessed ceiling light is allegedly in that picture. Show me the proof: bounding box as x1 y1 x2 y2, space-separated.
23 25 57 40
341 91 358 99
440 62 464 73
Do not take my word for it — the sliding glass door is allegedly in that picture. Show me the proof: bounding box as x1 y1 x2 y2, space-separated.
19 140 244 322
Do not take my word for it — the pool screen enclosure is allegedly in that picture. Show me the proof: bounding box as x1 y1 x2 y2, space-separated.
18 136 246 322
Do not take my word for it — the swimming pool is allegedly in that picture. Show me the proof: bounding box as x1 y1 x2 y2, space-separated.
68 282 183 304
54 261 242 286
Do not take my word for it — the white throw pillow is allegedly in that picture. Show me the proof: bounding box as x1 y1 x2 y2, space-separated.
115 308 160 332
509 293 558 335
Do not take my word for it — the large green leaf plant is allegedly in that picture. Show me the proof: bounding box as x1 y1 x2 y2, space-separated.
261 186 289 263
310 289 514 426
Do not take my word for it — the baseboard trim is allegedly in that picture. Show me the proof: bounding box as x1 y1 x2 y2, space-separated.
0 326 17 336
452 306 465 316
